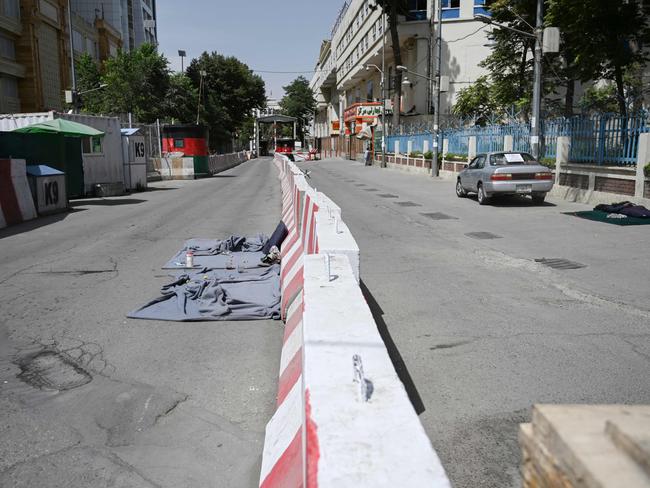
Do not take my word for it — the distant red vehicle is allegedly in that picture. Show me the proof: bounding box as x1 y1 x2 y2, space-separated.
275 138 295 154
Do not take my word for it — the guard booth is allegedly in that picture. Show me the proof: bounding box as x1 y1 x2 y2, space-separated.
121 128 147 191
254 115 297 157
26 165 68 215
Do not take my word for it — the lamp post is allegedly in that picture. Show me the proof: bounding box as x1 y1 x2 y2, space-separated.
396 65 442 176
474 0 550 159
178 50 186 72
365 63 385 168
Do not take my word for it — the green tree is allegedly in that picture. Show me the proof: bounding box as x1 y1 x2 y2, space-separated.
547 0 650 116
162 73 198 124
280 76 316 143
452 76 500 124
479 0 540 120
75 54 104 114
187 52 266 152
100 43 170 122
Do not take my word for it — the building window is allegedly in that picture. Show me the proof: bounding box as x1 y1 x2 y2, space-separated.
0 35 16 60
367 80 374 101
1 76 18 98
82 136 103 154
474 0 493 17
442 0 461 19
72 30 84 53
355 87 361 104
407 0 428 21
1 0 19 19
39 0 59 23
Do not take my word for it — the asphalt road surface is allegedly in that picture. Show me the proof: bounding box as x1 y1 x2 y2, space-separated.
298 157 650 488
0 158 282 488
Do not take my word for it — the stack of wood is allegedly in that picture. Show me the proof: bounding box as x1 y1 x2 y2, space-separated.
520 405 650 487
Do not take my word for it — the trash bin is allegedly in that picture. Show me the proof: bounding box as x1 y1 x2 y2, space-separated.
26 165 68 215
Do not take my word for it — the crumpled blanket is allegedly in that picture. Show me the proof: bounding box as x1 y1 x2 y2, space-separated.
184 235 268 255
162 235 268 270
594 202 650 218
128 265 281 322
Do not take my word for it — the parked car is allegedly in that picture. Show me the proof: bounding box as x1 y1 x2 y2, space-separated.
456 151 554 205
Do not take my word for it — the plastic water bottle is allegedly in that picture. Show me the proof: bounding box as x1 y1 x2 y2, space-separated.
185 250 194 268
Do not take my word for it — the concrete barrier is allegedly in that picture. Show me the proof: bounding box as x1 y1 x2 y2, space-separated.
152 151 249 180
0 159 37 229
261 153 450 487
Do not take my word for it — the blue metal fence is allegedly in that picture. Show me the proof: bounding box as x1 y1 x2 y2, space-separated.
386 113 649 166
568 114 649 166
387 133 431 154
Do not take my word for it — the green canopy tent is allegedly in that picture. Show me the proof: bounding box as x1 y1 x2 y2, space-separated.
13 119 105 198
13 118 105 137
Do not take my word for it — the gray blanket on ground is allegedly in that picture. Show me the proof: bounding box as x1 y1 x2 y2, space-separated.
162 235 268 270
128 265 281 322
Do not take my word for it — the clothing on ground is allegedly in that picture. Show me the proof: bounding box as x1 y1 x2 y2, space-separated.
128 265 281 321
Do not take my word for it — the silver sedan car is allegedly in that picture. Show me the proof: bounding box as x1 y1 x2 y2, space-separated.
456 151 554 205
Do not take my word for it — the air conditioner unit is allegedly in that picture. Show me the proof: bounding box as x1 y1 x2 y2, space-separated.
143 20 156 29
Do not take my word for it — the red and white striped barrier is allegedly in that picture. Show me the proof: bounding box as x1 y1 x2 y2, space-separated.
0 159 37 229
262 153 449 487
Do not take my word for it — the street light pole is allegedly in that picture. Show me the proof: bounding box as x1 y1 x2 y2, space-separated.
432 0 443 177
530 0 544 159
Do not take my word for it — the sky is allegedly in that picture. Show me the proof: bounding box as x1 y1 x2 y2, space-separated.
156 0 345 100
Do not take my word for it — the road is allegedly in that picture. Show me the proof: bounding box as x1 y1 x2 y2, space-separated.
0 158 282 488
298 157 650 488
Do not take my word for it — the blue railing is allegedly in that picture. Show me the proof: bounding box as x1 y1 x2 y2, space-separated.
387 133 431 154
568 114 648 166
386 113 649 166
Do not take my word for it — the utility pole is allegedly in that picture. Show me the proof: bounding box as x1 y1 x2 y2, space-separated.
530 0 544 160
381 9 387 168
432 0 443 177
66 0 78 112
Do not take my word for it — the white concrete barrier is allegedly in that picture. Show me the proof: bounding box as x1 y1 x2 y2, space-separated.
0 159 37 229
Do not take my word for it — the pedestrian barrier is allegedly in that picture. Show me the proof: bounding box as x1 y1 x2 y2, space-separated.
0 158 37 229
260 154 451 487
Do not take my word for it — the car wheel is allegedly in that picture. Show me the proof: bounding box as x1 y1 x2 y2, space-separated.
456 179 467 198
477 183 490 205
532 193 546 205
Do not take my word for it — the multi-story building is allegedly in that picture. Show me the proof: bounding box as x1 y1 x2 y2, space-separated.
71 0 157 52
310 0 493 159
0 0 22 112
0 0 148 113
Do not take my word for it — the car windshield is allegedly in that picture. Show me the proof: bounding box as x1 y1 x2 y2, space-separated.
489 152 536 166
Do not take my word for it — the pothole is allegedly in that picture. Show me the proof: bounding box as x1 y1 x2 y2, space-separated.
17 351 92 391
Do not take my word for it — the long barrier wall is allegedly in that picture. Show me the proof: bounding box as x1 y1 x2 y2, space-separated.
259 154 451 487
152 151 250 180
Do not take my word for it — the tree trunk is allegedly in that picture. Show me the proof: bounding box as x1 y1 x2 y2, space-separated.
518 42 530 122
614 63 626 117
564 78 575 117
388 4 402 127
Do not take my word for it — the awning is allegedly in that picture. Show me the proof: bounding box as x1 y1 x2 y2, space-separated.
13 119 105 137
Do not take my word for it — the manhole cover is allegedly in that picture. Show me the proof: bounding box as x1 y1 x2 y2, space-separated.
378 193 399 198
535 258 586 270
17 351 92 391
421 212 458 220
364 188 379 192
395 201 421 207
466 232 502 240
